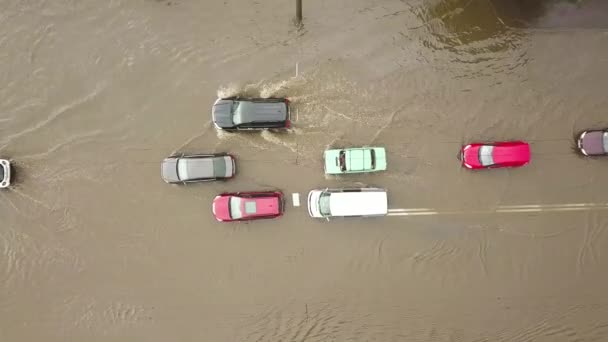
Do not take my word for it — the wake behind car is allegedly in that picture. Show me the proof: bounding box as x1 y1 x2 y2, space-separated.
0 159 11 188
324 147 387 175
577 129 608 156
212 97 291 131
461 141 530 169
161 153 235 184
212 191 284 222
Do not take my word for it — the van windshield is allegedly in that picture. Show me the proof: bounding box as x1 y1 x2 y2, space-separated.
319 192 331 216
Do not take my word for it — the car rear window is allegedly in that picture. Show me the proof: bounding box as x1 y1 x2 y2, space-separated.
244 201 257 214
212 157 226 177
479 146 495 167
603 132 608 153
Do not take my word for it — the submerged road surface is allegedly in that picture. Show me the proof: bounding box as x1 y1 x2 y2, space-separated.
1 0 608 341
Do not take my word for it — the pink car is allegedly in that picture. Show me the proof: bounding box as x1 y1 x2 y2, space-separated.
212 191 284 222
461 141 530 169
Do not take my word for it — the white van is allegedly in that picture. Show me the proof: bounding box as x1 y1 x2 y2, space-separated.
307 188 388 219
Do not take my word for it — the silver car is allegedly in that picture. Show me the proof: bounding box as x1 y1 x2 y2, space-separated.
0 159 11 188
161 153 236 184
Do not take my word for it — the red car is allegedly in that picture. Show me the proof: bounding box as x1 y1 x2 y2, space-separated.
461 141 530 169
212 191 284 222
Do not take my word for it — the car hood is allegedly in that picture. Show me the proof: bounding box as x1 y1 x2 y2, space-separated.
462 145 482 168
161 158 180 182
307 190 323 218
212 99 234 129
213 196 231 221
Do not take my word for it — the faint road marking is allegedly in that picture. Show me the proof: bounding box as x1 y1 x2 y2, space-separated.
387 203 608 216
292 193 301 207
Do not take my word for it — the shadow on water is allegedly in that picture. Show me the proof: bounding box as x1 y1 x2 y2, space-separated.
422 0 608 39
490 0 608 29
412 0 526 75
413 0 607 75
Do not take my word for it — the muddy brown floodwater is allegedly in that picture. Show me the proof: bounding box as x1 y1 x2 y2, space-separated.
2 0 608 341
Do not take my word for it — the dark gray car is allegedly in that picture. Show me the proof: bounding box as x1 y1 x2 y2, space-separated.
161 153 236 184
212 97 290 130
577 130 608 156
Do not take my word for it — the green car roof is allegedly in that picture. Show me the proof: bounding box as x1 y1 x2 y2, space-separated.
324 147 387 174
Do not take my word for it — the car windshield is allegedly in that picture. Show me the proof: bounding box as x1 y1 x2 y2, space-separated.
479 145 495 167
603 132 608 153
176 159 188 181
0 165 4 180
319 192 331 216
212 157 226 177
229 197 243 219
370 149 376 169
339 151 346 171
232 102 244 125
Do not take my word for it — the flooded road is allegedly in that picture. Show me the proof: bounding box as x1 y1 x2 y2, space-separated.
2 0 608 340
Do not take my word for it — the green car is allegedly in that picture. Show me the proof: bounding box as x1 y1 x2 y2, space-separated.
324 147 387 174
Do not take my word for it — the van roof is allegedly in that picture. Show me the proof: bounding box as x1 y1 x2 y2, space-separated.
329 190 388 216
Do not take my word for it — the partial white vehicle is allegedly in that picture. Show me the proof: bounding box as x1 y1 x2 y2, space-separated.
577 129 608 156
307 188 388 219
0 159 11 188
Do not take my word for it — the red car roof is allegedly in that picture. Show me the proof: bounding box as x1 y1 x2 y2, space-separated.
251 197 281 216
492 143 530 165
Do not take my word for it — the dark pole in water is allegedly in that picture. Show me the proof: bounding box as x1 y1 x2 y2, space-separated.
296 0 302 25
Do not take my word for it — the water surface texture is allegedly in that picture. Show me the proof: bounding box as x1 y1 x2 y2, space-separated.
1 0 608 341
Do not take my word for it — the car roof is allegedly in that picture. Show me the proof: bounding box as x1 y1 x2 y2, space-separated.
179 158 216 179
234 101 287 124
493 143 530 164
243 196 280 216
346 149 372 171
161 158 179 182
